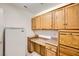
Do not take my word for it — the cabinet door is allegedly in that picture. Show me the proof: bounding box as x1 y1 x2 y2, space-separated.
60 45 79 56
60 32 72 46
44 12 52 29
35 16 41 29
71 33 79 49
46 49 56 56
28 39 34 53
32 18 36 29
40 45 45 56
54 8 65 29
40 14 45 29
30 41 35 52
41 12 52 29
34 43 40 54
65 4 79 29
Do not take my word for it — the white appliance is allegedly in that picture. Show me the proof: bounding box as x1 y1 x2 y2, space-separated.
4 28 25 56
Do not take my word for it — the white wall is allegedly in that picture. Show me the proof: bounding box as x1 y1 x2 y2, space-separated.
0 3 59 56
0 4 34 36
0 8 4 56
0 3 34 55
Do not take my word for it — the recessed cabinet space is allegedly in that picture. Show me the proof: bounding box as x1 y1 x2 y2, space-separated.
65 4 79 29
54 8 65 29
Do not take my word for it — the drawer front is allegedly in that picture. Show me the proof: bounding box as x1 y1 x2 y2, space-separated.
46 49 56 56
60 45 79 56
46 44 57 52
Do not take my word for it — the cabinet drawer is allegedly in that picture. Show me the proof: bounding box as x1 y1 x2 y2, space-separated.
60 45 79 56
46 49 56 56
46 44 57 52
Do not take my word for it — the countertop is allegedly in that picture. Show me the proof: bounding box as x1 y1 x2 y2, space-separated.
30 37 58 47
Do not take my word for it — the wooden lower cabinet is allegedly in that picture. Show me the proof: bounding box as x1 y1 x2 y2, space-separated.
28 38 57 56
46 49 56 56
59 45 79 56
71 33 79 49
60 32 72 47
28 39 34 53
60 52 68 56
34 43 40 54
46 44 57 56
59 31 79 56
40 45 46 56
60 31 79 49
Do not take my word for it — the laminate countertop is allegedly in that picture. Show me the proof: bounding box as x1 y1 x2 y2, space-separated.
30 37 58 47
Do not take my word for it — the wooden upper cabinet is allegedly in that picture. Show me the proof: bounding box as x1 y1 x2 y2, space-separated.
32 3 79 30
41 12 53 29
32 11 53 30
35 16 41 29
40 14 46 29
65 4 79 29
54 8 65 29
32 16 41 29
32 18 36 29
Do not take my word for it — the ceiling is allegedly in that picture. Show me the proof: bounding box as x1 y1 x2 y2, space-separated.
12 3 61 14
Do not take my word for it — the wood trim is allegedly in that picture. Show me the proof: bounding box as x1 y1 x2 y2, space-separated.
32 29 79 30
59 31 79 33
